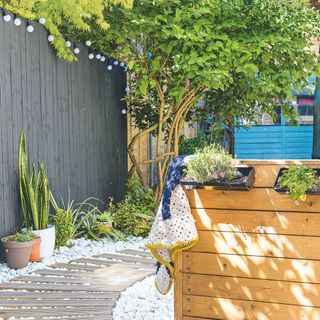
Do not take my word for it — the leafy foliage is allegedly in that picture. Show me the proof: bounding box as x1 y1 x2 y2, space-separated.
82 0 320 200
105 175 156 237
179 131 209 156
98 0 320 127
4 230 38 243
0 0 132 61
278 165 320 202
19 132 50 231
50 194 125 247
184 144 238 183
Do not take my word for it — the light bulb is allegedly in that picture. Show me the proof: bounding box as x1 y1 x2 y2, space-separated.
3 14 11 22
74 47 80 54
65 40 71 48
48 35 54 42
13 17 21 26
88 53 94 59
26 25 34 33
107 65 113 71
100 56 106 62
39 17 46 25
113 60 119 65
96 54 101 59
121 109 127 114
120 62 125 67
123 67 128 72
85 40 92 47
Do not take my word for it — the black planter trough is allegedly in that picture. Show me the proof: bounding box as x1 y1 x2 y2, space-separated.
181 166 255 191
274 167 320 195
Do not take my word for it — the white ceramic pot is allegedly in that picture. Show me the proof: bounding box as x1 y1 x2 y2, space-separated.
31 225 55 258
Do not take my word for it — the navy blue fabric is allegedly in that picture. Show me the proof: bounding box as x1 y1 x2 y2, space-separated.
161 156 187 221
155 261 174 277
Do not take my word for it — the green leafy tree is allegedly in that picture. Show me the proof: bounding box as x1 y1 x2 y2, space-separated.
4 0 320 202
87 0 320 201
0 0 132 61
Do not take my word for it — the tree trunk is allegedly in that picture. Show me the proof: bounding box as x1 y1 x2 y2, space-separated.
312 76 320 159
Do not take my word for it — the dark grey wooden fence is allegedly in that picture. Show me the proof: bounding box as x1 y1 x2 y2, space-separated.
0 16 127 245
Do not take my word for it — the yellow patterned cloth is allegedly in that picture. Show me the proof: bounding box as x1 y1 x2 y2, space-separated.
146 184 198 295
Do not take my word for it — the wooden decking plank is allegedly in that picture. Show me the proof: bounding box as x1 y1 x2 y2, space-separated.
49 263 103 271
12 274 146 287
0 282 126 292
0 308 112 317
72 257 154 270
93 253 155 265
118 249 153 258
33 267 152 280
0 251 153 318
0 299 115 307
0 291 119 299
32 268 96 277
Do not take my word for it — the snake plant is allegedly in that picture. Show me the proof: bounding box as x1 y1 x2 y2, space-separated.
19 132 50 230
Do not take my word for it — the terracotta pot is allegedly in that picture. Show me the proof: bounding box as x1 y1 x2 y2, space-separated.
23 224 56 258
29 237 41 262
31 225 56 258
1 238 35 269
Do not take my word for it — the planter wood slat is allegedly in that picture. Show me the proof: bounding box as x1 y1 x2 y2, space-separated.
176 160 320 320
183 252 320 284
174 250 183 320
190 230 320 260
183 295 320 320
186 188 320 212
192 208 320 236
183 273 320 307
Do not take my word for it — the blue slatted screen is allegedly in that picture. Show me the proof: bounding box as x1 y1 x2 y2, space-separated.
234 125 313 159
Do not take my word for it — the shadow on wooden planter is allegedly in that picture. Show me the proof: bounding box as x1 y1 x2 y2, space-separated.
175 160 320 320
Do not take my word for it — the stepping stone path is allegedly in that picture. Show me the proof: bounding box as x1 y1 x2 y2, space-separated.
0 248 155 319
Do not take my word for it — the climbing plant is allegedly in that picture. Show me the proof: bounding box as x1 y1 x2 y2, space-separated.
0 0 132 61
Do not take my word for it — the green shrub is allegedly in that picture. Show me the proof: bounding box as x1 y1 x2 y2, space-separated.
105 175 156 238
278 165 320 202
50 194 125 246
179 131 209 156
184 144 238 183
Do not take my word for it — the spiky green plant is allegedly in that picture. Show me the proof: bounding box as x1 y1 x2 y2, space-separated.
19 132 50 230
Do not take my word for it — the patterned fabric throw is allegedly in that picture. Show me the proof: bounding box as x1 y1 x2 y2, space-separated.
146 156 198 294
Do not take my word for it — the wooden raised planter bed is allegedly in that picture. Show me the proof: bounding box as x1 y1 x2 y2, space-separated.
175 160 320 320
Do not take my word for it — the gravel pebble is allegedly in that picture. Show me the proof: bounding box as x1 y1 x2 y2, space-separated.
0 236 174 319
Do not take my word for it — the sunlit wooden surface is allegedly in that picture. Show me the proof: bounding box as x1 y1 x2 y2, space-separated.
177 160 320 320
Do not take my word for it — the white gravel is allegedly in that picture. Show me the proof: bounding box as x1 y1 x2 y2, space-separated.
0 236 146 283
113 276 174 320
0 236 174 320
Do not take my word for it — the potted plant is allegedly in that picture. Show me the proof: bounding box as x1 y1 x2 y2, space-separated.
181 144 255 190
29 232 42 262
1 231 38 269
274 165 320 202
19 132 55 258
